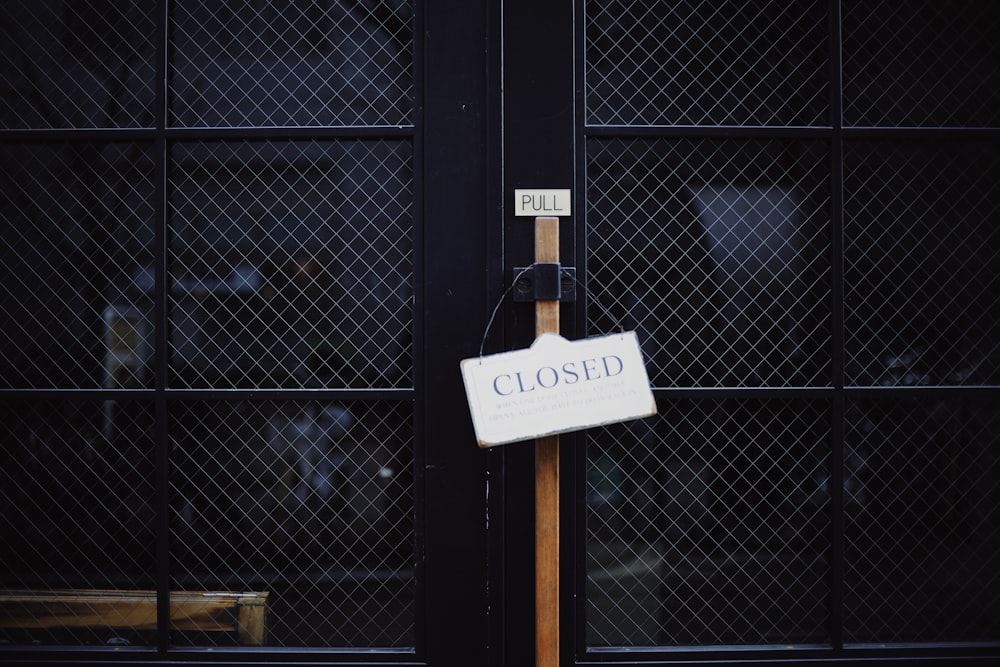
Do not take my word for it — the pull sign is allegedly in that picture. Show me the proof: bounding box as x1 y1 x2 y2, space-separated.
514 189 571 217
461 332 657 447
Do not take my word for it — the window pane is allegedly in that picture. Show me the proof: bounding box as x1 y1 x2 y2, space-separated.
0 143 156 389
170 0 414 127
170 399 415 647
0 1 155 128
0 399 157 646
587 138 830 388
168 140 413 389
845 399 1000 642
585 0 828 126
843 1 1000 127
587 399 831 646
845 141 1000 386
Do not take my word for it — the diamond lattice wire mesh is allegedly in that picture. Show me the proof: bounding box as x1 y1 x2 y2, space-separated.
585 0 828 127
844 141 1000 386
586 399 831 646
169 400 414 647
169 139 413 389
0 2 156 129
587 138 830 388
0 399 157 646
844 399 1000 642
842 1 1000 128
170 0 413 127
0 142 156 389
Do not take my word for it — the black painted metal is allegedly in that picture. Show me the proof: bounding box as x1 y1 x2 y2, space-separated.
0 0 488 664
574 0 1000 664
422 1 491 665
827 1 846 649
500 1 577 666
512 265 577 303
2 0 1000 665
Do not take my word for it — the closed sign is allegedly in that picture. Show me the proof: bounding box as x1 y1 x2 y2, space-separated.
461 332 657 447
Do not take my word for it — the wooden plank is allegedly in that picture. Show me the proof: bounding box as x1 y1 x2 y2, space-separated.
534 216 560 667
235 593 269 646
535 432 560 667
0 589 268 645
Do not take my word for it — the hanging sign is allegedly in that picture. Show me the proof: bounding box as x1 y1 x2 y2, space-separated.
461 332 657 447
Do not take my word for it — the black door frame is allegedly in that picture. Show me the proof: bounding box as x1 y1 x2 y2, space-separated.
493 2 578 667
422 0 493 665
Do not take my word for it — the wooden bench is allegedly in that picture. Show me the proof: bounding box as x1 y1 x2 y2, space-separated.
0 589 269 646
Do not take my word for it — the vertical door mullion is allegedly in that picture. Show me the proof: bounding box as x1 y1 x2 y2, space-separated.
422 2 493 665
502 1 577 665
410 0 427 658
829 0 846 650
153 0 170 654
573 0 592 660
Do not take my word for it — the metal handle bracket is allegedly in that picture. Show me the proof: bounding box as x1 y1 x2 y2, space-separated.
512 264 576 302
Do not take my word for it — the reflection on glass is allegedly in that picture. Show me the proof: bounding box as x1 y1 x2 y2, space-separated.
167 140 414 390
587 138 831 388
586 400 831 647
170 400 414 647
0 400 157 646
0 399 414 647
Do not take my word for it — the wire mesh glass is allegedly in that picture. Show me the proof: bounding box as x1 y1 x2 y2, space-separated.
169 399 414 647
168 139 413 389
0 142 156 389
1 0 420 652
844 141 1000 387
842 1 1000 127
587 138 830 388
585 0 828 127
0 399 157 647
586 399 832 646
0 2 156 129
170 0 414 127
844 399 1000 643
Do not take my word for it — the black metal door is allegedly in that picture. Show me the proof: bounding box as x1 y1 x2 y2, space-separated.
3 1 1000 666
498 1 1000 665
0 1 492 665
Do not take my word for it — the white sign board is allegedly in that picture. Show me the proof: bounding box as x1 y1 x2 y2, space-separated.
514 189 571 217
461 332 657 448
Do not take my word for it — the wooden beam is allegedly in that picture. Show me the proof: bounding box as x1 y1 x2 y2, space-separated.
534 216 560 667
0 589 269 646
